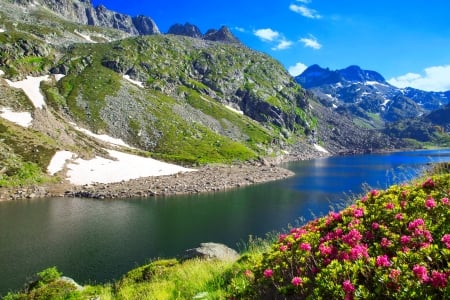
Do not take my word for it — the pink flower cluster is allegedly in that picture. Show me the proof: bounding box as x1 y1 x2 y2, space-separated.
422 178 436 188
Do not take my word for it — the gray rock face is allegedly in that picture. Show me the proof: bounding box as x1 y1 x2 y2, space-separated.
183 243 240 261
18 0 160 35
168 23 240 44
168 23 203 38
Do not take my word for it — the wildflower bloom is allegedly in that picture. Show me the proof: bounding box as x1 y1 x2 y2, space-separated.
422 178 435 188
279 245 288 252
300 242 312 251
369 190 379 197
381 238 392 248
372 222 380 230
430 271 448 288
441 197 449 205
413 265 429 282
349 244 369 260
291 276 303 286
425 197 437 209
400 235 411 245
263 269 273 278
361 195 368 202
353 207 364 218
400 200 407 209
385 202 395 210
441 234 450 248
342 229 362 247
342 279 355 293
389 269 401 281
376 255 391 267
395 213 404 220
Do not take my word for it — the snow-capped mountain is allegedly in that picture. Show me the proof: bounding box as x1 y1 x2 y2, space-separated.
295 65 450 128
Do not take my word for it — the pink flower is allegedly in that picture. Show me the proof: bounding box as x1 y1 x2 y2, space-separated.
441 234 450 249
381 238 392 248
441 197 449 205
263 269 273 278
413 265 429 283
385 202 395 210
430 271 448 288
342 279 355 293
425 197 436 209
300 242 312 251
376 254 391 267
278 234 287 242
342 229 362 247
319 243 333 256
400 200 407 209
395 213 404 220
349 244 369 260
400 235 411 245
422 178 435 188
389 269 401 281
279 245 288 252
369 190 379 197
244 269 253 278
408 218 425 231
372 222 380 230
291 276 303 286
361 196 368 202
353 207 364 218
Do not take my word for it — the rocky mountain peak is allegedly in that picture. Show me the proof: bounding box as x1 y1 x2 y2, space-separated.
204 26 240 44
168 23 240 44
167 22 203 38
338 65 385 83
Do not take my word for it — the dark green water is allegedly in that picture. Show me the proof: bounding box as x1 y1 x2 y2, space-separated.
1 149 450 294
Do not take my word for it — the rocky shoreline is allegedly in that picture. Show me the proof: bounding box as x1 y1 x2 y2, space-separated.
0 150 329 201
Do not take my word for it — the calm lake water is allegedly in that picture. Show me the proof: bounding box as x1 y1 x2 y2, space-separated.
1 149 450 294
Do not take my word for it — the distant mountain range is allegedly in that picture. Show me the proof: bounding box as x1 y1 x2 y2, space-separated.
295 64 450 127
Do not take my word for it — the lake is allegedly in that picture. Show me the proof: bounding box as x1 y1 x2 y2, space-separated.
1 149 450 294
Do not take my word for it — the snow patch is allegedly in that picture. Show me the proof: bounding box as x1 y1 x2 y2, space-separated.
0 108 33 127
123 75 144 88
225 105 244 115
69 122 133 148
47 151 74 175
0 70 4 76
314 144 329 153
74 30 96 43
5 75 65 109
0 28 5 33
65 149 195 185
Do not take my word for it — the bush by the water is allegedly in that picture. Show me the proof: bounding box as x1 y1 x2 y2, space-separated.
4 171 450 299
236 173 450 299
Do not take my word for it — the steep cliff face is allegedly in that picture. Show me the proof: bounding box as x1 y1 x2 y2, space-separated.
13 0 160 35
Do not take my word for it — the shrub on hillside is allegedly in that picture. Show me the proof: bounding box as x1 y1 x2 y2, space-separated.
234 174 450 299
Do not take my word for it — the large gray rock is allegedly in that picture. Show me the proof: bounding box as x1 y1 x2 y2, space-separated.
183 242 239 261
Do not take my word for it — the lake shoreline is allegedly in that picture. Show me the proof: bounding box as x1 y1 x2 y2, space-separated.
0 149 330 201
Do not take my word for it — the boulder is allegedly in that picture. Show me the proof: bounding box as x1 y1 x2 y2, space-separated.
183 242 239 262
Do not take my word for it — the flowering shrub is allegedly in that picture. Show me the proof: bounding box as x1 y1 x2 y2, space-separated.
235 174 450 299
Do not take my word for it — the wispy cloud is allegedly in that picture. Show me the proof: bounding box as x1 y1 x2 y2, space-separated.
289 4 321 19
388 65 450 92
254 28 280 41
254 28 293 50
288 62 308 76
233 26 246 33
272 40 293 51
300 35 322 49
296 0 311 3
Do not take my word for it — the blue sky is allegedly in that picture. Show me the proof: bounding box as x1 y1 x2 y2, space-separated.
92 0 450 91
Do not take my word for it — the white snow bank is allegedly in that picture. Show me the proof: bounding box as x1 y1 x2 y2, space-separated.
123 75 144 88
225 105 244 115
47 151 74 175
69 122 133 148
314 144 329 153
0 108 33 127
74 30 96 43
5 75 65 109
65 149 195 185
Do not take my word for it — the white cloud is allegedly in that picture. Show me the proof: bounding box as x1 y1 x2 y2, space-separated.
300 36 322 49
289 4 321 19
288 62 308 76
272 39 293 50
254 28 279 41
234 26 246 33
388 65 450 92
296 0 311 3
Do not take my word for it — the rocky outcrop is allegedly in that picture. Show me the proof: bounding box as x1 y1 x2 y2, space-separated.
183 243 240 261
168 23 240 44
16 0 160 35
